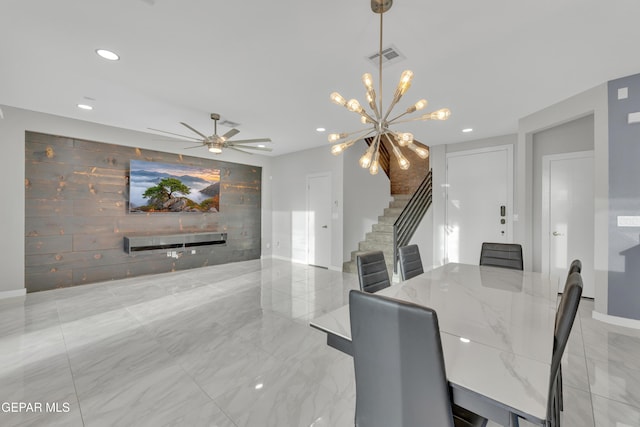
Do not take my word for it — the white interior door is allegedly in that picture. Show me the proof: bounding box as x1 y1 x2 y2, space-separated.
446 146 513 264
307 173 331 268
542 151 594 298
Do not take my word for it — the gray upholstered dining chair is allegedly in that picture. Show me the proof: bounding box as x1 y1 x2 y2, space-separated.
398 244 424 280
555 259 582 412
479 242 524 270
349 289 488 427
356 251 391 293
512 272 583 427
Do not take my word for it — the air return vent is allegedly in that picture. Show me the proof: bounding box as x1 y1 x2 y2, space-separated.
367 44 406 67
219 119 240 128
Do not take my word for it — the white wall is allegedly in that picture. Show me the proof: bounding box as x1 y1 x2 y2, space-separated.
517 84 608 315
342 141 391 263
0 105 273 296
270 145 344 270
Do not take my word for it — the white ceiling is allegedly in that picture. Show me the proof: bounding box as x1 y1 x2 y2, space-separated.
2 0 640 156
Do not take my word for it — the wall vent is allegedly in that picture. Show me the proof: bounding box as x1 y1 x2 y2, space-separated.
367 44 406 67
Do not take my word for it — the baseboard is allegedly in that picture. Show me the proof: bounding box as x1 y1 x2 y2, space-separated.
592 310 640 330
0 288 27 300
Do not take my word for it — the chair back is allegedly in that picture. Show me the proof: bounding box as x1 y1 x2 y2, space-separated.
349 290 455 427
398 244 424 281
549 272 583 425
356 251 391 293
479 242 524 270
568 259 582 276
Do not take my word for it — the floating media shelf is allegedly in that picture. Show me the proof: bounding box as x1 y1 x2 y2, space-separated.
123 232 227 254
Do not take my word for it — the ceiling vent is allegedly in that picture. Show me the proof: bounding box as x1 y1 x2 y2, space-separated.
367 44 405 67
219 119 240 128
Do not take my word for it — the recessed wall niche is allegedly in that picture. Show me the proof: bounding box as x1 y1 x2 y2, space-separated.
24 131 261 292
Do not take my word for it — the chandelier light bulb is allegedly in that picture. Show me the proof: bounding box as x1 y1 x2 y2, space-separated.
408 142 429 159
369 157 380 175
331 143 345 155
392 145 410 170
397 70 414 95
360 151 373 169
431 108 451 120
361 115 369 124
362 73 375 91
346 99 363 113
413 99 427 111
328 133 347 142
396 132 414 147
330 92 347 106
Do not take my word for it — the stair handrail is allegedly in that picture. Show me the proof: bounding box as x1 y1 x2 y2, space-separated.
393 169 433 273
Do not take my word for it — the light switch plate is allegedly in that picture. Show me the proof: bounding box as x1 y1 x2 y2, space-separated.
617 216 640 227
618 87 629 100
628 112 640 124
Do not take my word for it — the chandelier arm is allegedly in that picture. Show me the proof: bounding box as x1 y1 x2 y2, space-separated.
359 110 378 125
391 115 435 125
345 128 378 143
387 110 412 124
340 127 376 140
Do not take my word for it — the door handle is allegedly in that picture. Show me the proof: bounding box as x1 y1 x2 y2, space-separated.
322 225 328 229
552 231 563 236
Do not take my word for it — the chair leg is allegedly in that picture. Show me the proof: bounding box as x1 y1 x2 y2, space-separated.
558 366 564 411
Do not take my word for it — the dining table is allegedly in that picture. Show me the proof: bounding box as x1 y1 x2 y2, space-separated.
309 262 558 426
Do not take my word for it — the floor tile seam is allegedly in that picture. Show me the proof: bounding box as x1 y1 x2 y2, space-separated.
576 313 598 426
587 388 640 412
583 352 640 374
56 309 87 427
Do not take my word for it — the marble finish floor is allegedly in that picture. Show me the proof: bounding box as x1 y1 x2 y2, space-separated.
1 258 639 426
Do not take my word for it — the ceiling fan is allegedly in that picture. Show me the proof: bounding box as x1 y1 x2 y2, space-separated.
149 113 272 154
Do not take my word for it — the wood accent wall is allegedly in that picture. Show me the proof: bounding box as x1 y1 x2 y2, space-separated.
25 131 262 292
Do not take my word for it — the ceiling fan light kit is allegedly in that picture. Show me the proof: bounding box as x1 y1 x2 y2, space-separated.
150 113 272 155
329 0 451 174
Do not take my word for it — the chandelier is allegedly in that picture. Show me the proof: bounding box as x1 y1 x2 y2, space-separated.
329 0 450 174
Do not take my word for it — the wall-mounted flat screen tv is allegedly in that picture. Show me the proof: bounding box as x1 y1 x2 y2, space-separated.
129 160 221 213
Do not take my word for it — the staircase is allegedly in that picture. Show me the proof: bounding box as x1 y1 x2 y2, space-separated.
343 194 412 276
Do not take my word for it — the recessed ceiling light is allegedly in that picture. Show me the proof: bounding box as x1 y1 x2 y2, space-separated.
462 128 473 133
96 49 120 61
77 104 93 110
316 127 326 132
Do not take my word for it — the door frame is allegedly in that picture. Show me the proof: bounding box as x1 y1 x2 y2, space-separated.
306 172 332 268
541 150 594 283
445 144 514 262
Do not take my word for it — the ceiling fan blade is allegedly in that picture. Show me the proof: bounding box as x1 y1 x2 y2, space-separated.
180 122 209 139
222 129 240 140
228 146 254 155
227 144 272 152
148 128 202 141
184 145 206 149
227 138 272 144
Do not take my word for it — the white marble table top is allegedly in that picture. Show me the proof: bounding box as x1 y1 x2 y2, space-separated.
310 263 557 423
